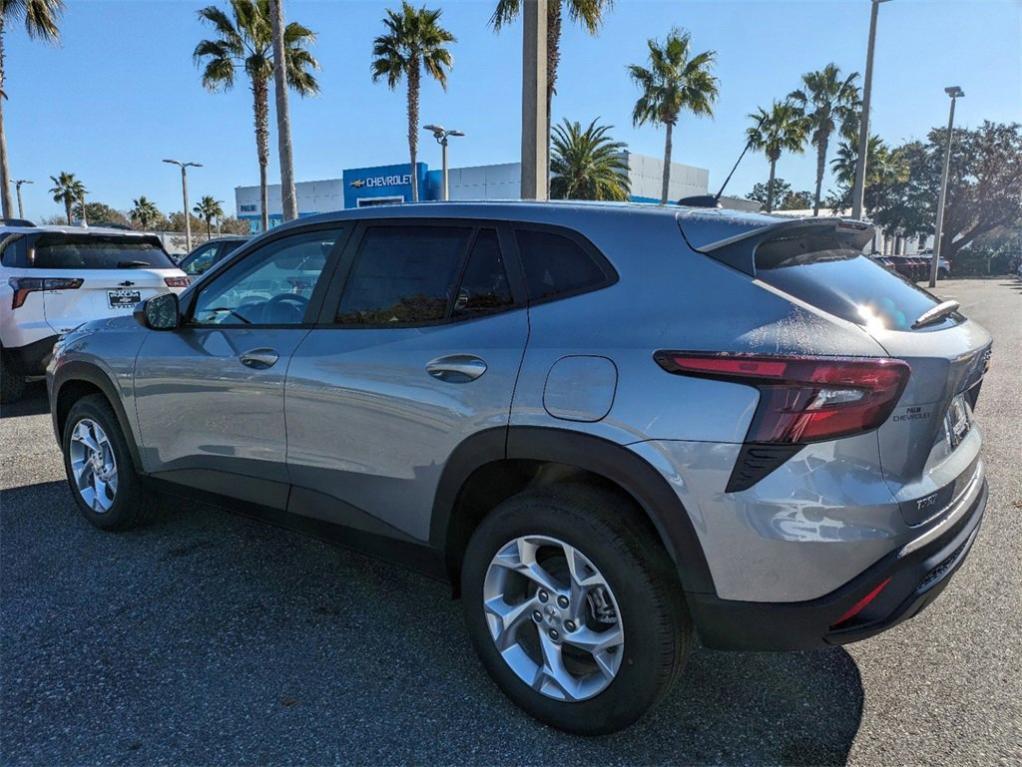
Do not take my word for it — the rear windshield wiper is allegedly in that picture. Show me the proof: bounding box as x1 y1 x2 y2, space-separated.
912 299 960 329
117 260 153 268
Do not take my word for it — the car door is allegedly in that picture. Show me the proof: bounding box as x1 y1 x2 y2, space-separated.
284 221 529 541
133 225 346 507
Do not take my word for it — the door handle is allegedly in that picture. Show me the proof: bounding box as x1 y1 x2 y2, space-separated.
239 348 279 369
426 354 487 383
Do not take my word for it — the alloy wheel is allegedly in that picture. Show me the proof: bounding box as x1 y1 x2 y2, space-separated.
68 418 118 513
482 534 624 702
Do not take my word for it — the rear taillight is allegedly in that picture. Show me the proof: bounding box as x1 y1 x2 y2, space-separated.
164 276 190 288
655 352 911 491
8 277 84 309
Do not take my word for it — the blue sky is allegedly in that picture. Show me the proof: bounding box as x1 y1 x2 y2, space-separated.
9 0 1021 220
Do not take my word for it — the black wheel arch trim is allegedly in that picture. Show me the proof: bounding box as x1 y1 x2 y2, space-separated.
50 361 143 473
429 426 716 596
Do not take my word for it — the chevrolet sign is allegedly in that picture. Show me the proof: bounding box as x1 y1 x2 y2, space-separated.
350 174 412 189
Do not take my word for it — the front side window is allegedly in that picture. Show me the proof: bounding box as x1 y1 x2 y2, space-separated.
336 225 472 325
191 228 342 326
515 229 610 301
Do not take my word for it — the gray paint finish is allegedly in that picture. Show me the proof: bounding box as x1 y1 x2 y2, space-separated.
543 356 617 422
284 309 529 542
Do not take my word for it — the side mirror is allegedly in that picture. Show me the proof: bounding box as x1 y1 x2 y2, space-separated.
135 292 180 330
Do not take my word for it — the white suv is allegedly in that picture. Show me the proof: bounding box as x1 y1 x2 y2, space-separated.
1 224 188 402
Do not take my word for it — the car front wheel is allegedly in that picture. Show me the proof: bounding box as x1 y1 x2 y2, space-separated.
62 394 151 531
461 484 692 734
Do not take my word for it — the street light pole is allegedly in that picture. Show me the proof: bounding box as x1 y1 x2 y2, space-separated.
163 159 202 251
424 124 465 201
851 0 891 221
13 179 32 219
929 86 964 288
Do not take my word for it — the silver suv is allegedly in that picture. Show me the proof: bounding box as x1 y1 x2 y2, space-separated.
47 203 990 734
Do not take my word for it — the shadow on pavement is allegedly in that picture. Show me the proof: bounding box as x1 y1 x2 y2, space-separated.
1 481 864 766
0 381 49 419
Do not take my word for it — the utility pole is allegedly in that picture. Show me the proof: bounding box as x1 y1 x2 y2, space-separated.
270 0 298 221
851 0 892 221
163 159 202 252
929 86 964 288
14 179 32 219
520 0 548 200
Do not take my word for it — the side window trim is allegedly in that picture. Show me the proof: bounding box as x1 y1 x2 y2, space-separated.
315 217 529 329
182 223 350 329
510 222 618 306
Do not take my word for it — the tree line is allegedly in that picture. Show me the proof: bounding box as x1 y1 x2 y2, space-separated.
3 0 1019 263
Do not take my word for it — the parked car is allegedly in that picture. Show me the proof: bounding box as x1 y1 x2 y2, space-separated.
1 224 188 402
48 203 990 734
918 250 951 279
176 235 249 277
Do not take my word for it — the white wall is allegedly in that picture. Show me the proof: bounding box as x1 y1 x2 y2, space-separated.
625 151 709 201
447 162 521 201
235 178 344 218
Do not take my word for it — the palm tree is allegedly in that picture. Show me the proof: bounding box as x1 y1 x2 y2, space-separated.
746 101 809 213
628 28 718 205
269 0 296 221
194 0 319 232
830 134 906 212
48 171 84 225
0 0 64 219
130 196 161 230
371 2 454 203
788 63 860 216
549 118 629 201
490 0 613 166
193 195 225 238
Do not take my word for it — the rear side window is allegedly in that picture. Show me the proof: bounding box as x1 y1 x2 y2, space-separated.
30 234 175 270
336 225 472 325
0 236 27 267
453 229 513 318
515 229 611 302
758 252 951 332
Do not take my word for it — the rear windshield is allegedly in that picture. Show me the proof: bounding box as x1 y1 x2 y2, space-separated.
757 250 953 332
31 234 175 270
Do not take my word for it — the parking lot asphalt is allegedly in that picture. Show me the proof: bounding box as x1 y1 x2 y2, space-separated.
2 278 1020 766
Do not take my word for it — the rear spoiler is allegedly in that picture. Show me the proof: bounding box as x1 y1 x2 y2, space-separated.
682 217 875 277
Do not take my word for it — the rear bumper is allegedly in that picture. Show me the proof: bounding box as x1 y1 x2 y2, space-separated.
2 335 59 376
689 477 987 651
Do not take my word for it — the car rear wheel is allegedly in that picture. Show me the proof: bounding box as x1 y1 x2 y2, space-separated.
0 351 26 404
461 484 692 735
62 394 151 530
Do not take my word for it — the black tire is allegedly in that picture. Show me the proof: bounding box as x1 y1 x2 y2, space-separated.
0 351 26 404
62 394 151 531
461 484 692 735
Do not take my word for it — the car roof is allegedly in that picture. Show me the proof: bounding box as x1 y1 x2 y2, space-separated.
275 200 790 249
289 199 777 225
0 224 156 237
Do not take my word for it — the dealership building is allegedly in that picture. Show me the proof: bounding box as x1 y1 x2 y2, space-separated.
234 152 711 233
